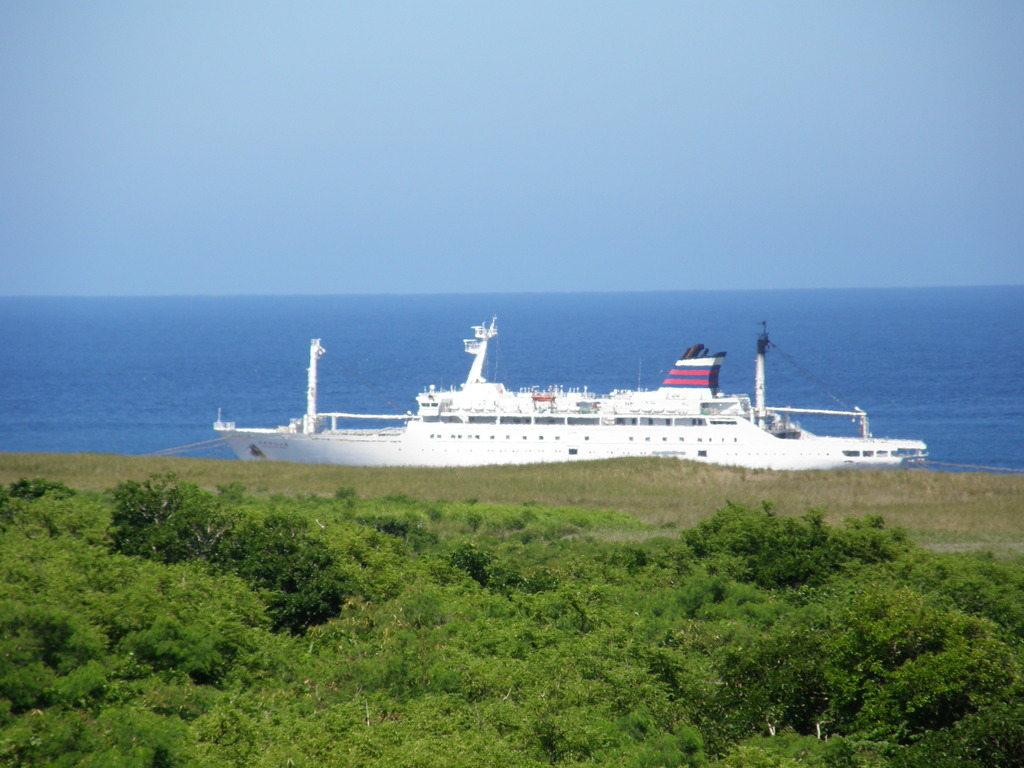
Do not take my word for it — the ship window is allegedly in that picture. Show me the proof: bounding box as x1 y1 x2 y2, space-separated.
842 450 860 457
698 450 707 457
568 417 599 425
863 450 874 457
569 448 578 455
500 416 532 424
584 436 590 441
877 450 888 456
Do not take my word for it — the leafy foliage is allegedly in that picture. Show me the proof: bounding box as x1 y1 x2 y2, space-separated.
7 477 76 501
0 601 105 714
2 479 1023 766
110 474 235 563
215 513 356 634
681 503 910 588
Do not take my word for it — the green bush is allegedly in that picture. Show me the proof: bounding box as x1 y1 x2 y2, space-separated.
119 617 229 686
0 601 106 715
682 503 909 589
109 474 235 563
3 478 1024 766
215 513 355 634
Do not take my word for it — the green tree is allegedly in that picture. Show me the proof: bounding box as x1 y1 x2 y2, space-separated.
896 697 1024 768
216 513 354 634
714 627 830 740
0 601 105 715
7 477 76 501
682 504 907 590
448 542 494 587
109 474 235 563
825 586 1017 743
119 617 229 686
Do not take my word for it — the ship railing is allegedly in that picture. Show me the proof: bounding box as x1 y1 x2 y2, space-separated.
766 406 870 438
213 425 285 435
318 412 416 431
319 426 407 437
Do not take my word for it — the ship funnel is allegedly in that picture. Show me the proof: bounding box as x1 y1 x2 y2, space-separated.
660 346 726 395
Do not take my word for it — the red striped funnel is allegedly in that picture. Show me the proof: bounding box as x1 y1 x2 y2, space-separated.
660 343 726 393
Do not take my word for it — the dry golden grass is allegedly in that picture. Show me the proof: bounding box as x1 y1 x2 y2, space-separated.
2 452 1021 549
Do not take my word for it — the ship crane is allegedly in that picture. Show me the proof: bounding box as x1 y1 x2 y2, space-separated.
303 339 326 435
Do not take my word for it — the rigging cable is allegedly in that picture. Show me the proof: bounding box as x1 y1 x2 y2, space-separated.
767 341 856 411
490 337 506 387
149 437 230 457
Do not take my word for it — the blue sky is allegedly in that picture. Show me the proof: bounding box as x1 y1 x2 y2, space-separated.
2 2 1022 295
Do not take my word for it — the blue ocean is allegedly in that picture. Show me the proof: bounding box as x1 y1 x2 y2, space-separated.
1 287 1021 472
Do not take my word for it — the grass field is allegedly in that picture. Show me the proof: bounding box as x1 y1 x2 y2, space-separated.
3 452 1022 554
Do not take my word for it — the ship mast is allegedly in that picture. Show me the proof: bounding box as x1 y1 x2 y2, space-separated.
303 339 326 434
754 323 768 428
463 318 498 386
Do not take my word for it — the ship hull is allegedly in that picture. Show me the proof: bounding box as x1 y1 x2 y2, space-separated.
218 419 924 471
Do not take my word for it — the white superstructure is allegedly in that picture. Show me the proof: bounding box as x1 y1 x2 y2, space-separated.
214 319 927 470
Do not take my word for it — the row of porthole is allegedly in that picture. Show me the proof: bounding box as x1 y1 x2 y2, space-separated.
629 436 738 443
428 434 740 444
429 434 562 441
422 443 711 458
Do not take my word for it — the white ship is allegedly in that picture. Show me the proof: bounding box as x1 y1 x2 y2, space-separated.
214 320 926 470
